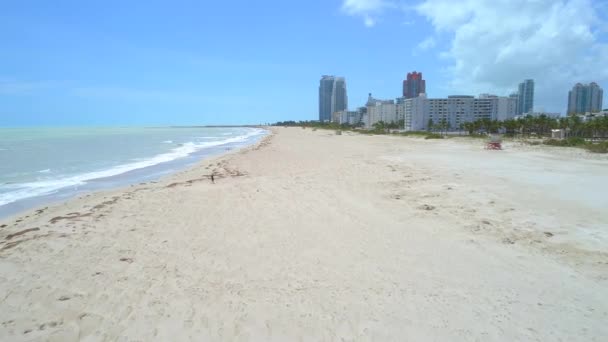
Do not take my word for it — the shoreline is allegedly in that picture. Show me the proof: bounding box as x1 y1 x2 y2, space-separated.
0 128 269 221
0 127 606 340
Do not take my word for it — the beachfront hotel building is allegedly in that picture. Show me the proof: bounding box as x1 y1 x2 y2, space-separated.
319 76 348 122
332 108 366 126
567 82 603 115
480 94 519 121
401 94 518 131
403 71 426 99
331 92 518 131
364 94 397 128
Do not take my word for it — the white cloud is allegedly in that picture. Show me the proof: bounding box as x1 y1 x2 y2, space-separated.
417 36 436 50
416 0 608 113
342 0 391 14
341 0 393 27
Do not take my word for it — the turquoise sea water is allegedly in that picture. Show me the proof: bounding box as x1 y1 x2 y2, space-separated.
0 126 265 215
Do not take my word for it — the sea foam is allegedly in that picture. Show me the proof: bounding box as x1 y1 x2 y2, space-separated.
0 128 266 207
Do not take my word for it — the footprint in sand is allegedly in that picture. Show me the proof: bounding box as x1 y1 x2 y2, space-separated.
418 204 436 211
77 313 104 337
502 237 516 244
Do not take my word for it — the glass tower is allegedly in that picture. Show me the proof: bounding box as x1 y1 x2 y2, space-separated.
568 82 603 114
319 76 348 122
517 79 534 115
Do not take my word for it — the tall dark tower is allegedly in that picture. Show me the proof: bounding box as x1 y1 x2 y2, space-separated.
319 76 335 122
403 71 426 99
319 75 348 122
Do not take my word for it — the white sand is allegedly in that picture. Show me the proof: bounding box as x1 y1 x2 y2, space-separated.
0 127 607 341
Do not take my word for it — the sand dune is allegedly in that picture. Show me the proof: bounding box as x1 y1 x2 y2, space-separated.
0 127 607 341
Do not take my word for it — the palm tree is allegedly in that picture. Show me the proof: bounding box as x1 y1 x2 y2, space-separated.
372 121 387 132
502 119 518 136
463 122 473 135
569 115 582 137
600 116 608 138
438 118 449 136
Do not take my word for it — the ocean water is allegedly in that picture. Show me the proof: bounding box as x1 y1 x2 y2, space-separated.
0 126 266 217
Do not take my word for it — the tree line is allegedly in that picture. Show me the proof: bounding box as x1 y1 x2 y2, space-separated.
274 114 608 139
435 115 608 139
273 120 363 129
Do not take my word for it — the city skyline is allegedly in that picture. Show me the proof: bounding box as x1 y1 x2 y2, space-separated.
333 89 523 131
327 72 608 131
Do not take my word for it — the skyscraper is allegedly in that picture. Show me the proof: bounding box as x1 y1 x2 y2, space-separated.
333 77 347 116
403 72 426 99
517 79 534 115
318 75 348 122
568 82 603 114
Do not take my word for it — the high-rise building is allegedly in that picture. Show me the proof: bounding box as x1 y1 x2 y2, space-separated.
319 76 334 122
567 82 603 114
516 79 534 115
333 78 347 115
403 71 426 99
318 75 348 122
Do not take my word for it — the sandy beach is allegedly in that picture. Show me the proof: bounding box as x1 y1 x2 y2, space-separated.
1 127 607 341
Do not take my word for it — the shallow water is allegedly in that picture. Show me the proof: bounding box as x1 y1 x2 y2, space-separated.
0 126 266 217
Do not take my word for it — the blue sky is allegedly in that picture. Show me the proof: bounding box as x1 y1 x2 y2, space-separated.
1 0 607 126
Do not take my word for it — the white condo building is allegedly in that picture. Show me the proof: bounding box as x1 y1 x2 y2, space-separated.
332 110 365 126
402 94 518 131
365 94 396 128
331 92 517 131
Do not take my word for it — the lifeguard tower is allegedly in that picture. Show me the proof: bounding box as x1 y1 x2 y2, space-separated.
485 134 502 150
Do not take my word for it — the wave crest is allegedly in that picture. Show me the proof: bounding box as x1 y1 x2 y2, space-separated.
0 128 267 206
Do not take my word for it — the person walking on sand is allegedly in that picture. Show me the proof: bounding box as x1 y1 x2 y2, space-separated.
211 174 215 183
